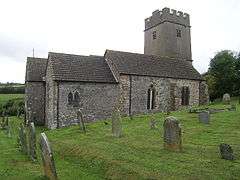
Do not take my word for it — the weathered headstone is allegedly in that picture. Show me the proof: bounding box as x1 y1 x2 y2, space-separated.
112 108 122 138
77 109 86 133
149 119 157 129
29 122 37 161
39 133 58 180
19 123 28 155
0 114 6 129
5 118 11 138
198 111 210 124
228 104 236 111
219 143 234 160
163 116 182 152
222 93 231 104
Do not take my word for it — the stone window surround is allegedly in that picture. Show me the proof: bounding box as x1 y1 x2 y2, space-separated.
67 91 80 107
147 84 156 110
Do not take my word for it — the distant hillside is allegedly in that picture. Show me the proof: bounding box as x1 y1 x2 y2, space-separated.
0 83 25 94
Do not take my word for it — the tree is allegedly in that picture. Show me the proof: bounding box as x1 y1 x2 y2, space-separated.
208 50 238 99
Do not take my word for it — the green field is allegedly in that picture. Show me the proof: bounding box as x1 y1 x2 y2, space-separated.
0 100 240 179
0 94 24 104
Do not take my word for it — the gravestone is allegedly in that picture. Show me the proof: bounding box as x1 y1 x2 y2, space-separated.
222 93 231 104
228 104 236 111
0 115 4 129
112 108 122 138
5 118 11 138
19 123 28 155
39 133 58 180
77 109 86 133
29 122 37 161
163 116 182 152
198 111 210 124
219 143 234 160
149 119 157 129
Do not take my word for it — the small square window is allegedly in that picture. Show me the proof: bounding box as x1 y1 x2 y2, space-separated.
176 29 181 37
152 31 157 40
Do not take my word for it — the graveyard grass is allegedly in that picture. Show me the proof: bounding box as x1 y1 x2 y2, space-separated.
1 98 240 179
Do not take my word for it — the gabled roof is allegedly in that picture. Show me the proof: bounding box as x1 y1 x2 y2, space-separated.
48 52 117 83
25 57 47 82
105 50 202 81
26 50 202 83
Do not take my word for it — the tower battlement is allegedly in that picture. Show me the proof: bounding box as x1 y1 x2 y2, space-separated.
145 7 190 30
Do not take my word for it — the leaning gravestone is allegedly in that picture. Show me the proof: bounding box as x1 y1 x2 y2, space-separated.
19 123 28 155
222 93 231 104
163 116 182 152
29 122 37 161
198 111 210 124
39 133 58 180
77 109 86 133
112 108 122 138
219 143 235 160
149 119 158 129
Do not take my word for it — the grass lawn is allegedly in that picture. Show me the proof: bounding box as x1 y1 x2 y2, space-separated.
0 100 240 179
0 94 24 104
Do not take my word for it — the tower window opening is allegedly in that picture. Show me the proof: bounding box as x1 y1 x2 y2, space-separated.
152 31 157 40
176 29 181 37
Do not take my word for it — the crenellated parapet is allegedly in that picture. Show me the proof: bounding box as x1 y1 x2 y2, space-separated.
145 7 190 30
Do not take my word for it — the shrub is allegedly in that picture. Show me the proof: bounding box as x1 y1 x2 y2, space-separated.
0 98 25 116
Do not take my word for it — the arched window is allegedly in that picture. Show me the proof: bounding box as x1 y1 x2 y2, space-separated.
181 86 190 106
68 92 73 105
74 91 80 103
73 91 80 107
147 85 156 110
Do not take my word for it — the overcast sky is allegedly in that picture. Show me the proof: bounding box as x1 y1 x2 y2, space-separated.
0 0 239 83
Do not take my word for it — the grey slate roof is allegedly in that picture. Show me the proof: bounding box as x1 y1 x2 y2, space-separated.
49 52 117 83
25 57 47 82
26 50 202 83
105 50 202 81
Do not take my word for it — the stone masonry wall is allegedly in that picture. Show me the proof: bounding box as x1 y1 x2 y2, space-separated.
45 58 58 129
25 82 45 125
199 81 209 105
120 75 200 115
57 82 119 128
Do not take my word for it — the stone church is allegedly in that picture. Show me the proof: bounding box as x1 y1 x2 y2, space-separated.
25 7 209 129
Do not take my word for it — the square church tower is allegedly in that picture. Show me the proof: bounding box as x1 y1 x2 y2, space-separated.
144 7 192 64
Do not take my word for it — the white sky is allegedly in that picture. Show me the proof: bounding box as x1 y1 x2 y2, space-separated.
0 0 239 83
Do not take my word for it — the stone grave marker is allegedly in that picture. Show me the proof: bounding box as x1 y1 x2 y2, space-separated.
150 119 157 129
112 108 122 138
39 132 58 180
163 116 182 152
198 111 210 124
19 123 28 155
5 117 11 138
219 143 234 160
222 93 231 104
77 109 86 133
228 104 236 111
0 114 6 130
29 122 37 161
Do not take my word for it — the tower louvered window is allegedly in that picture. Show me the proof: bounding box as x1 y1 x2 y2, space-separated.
176 29 181 37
